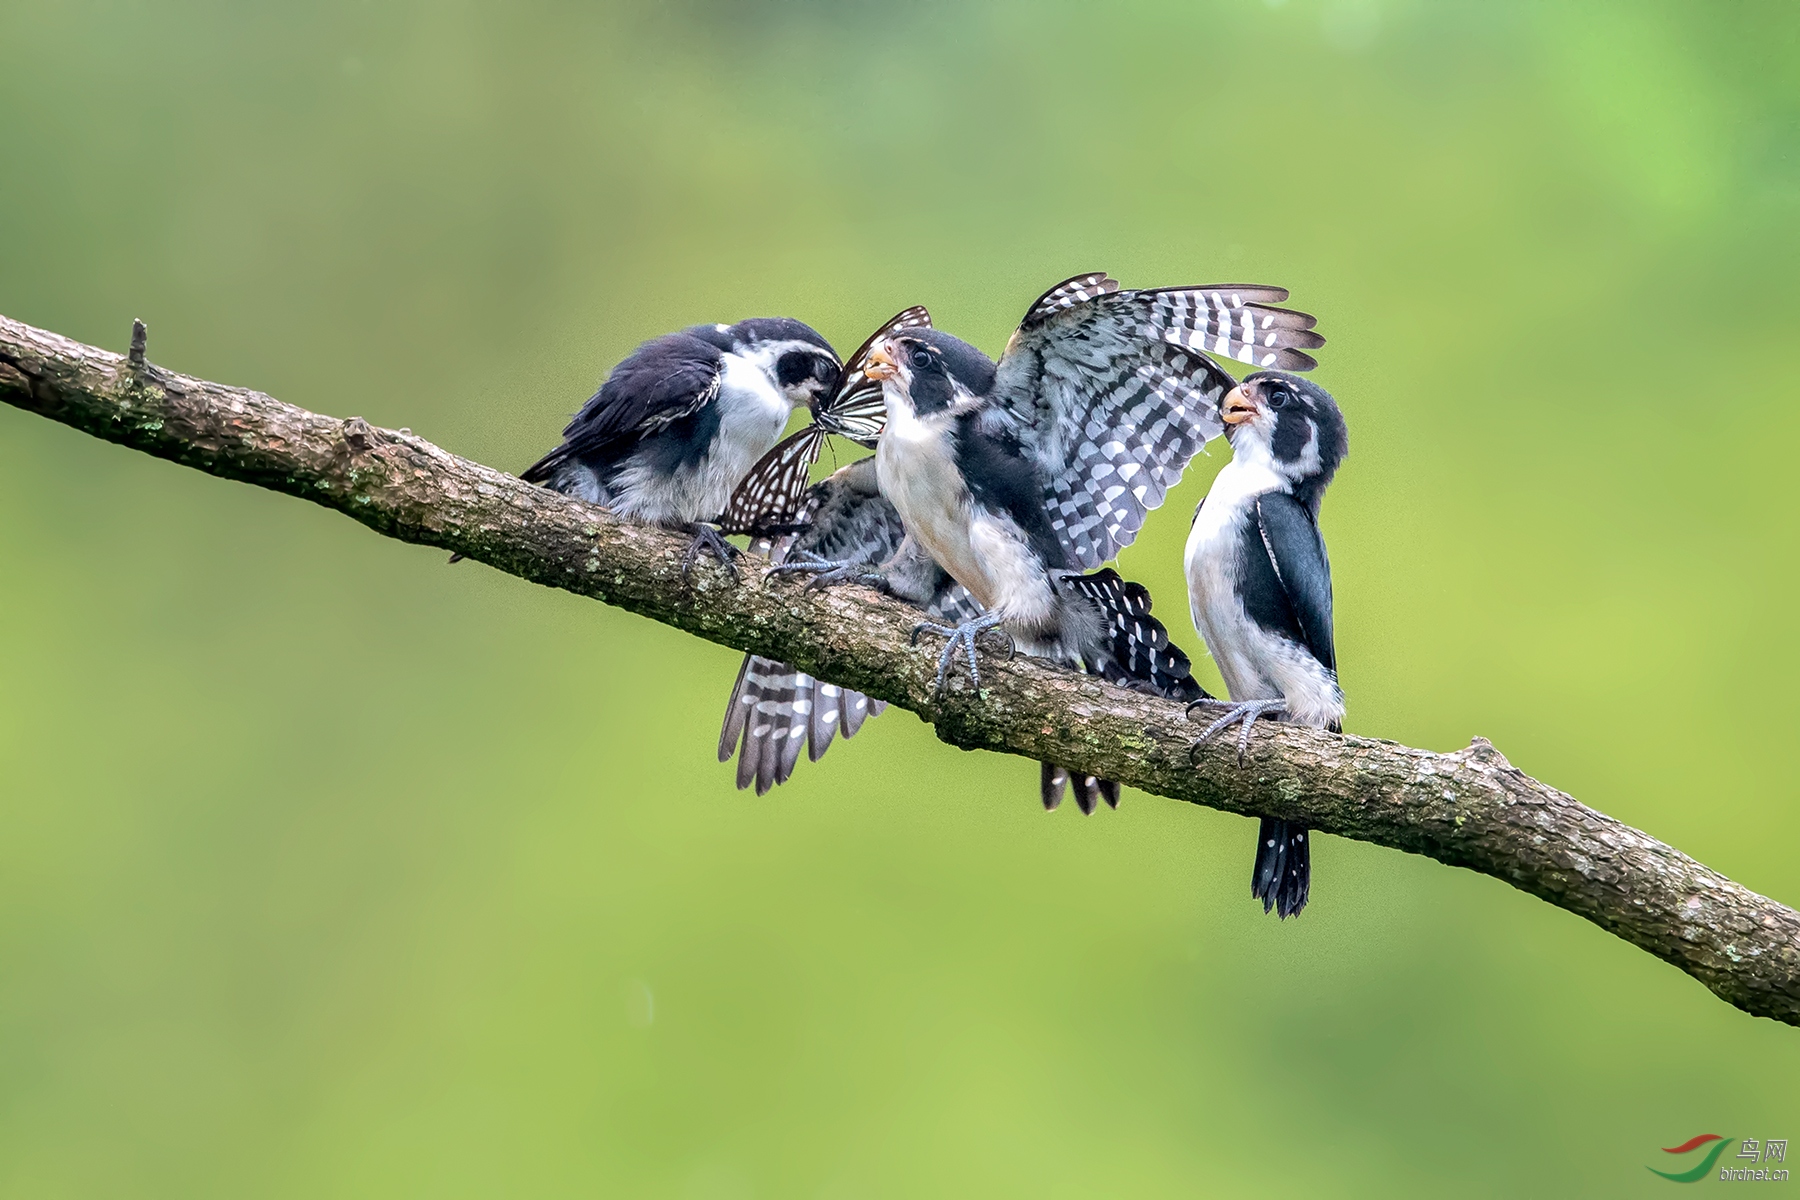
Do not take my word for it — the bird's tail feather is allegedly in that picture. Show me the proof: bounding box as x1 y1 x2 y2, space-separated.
718 654 884 794
1041 570 1202 812
1066 568 1204 702
1040 762 1120 814
1252 817 1311 918
519 444 567 486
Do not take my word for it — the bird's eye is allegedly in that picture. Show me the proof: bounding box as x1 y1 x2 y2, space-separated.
908 348 931 370
1266 386 1291 409
775 352 813 388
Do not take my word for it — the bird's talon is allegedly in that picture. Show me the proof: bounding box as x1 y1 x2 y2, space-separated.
1186 700 1288 768
767 555 882 593
1185 697 1229 721
680 523 740 583
910 613 1005 693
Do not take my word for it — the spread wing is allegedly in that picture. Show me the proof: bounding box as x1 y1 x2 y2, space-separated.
1252 492 1335 672
1141 285 1324 372
522 332 724 482
813 306 931 445
718 426 826 536
989 279 1323 570
1019 272 1122 327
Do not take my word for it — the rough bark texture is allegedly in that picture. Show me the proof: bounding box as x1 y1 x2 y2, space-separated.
4 311 1798 1026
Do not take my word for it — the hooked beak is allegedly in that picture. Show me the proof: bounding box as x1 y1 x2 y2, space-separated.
864 340 899 382
1220 385 1256 426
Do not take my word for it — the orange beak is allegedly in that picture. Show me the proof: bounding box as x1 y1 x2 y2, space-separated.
1220 385 1256 425
864 340 899 381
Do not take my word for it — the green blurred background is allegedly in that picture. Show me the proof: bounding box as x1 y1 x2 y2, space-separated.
2 1 1797 1195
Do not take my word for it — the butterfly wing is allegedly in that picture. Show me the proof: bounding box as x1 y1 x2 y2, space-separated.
813 305 930 445
717 426 826 536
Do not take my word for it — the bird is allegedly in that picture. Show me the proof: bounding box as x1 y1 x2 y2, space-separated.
1182 371 1349 919
713 307 971 795
778 272 1325 809
713 306 931 543
857 274 1321 687
520 317 844 576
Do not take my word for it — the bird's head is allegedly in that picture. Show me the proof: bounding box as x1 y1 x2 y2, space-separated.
728 318 843 408
864 330 995 419
1221 371 1348 500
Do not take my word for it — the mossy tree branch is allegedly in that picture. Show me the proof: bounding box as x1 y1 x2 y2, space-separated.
4 311 1798 1025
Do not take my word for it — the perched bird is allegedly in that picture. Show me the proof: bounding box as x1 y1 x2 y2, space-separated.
778 272 1324 809
715 307 967 795
521 318 843 575
1183 372 1349 918
715 306 931 541
858 274 1321 688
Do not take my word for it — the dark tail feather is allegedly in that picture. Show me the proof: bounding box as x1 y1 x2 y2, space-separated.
519 444 566 486
718 654 808 794
1040 762 1117 813
1036 571 1198 818
1252 818 1311 918
1068 569 1204 703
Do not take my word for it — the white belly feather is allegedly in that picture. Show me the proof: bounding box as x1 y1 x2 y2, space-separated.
1184 457 1343 728
876 403 1057 631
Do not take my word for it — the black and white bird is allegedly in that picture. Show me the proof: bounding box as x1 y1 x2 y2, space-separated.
1183 371 1349 919
858 275 1320 685
780 274 1324 809
521 318 843 574
713 308 968 794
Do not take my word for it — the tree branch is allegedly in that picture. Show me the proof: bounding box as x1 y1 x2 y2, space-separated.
4 311 1797 1026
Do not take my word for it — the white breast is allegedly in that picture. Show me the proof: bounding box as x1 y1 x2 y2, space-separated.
876 405 979 590
1184 467 1272 702
706 352 794 505
1184 453 1344 728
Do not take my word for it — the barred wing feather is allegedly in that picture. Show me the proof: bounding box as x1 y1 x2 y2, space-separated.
1020 272 1121 328
994 281 1323 571
994 302 1235 570
1142 286 1324 371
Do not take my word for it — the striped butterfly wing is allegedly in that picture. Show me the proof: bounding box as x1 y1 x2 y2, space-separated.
813 305 930 445
717 425 826 536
